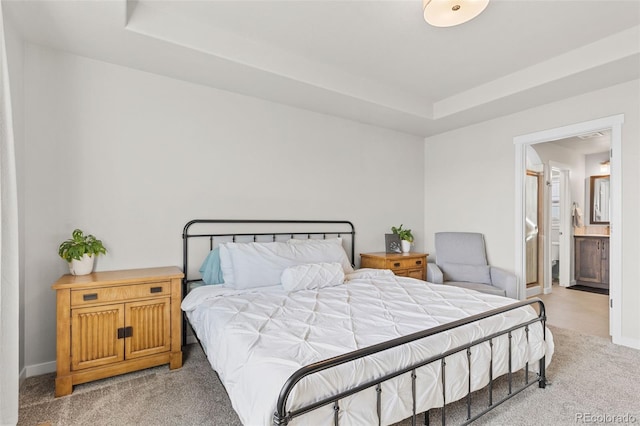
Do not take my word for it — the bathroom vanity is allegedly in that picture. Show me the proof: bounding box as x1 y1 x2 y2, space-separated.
574 235 609 289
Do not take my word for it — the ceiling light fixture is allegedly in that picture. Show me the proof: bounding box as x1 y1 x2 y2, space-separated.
423 0 490 27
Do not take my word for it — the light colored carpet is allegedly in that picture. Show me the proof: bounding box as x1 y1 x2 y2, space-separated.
19 326 640 425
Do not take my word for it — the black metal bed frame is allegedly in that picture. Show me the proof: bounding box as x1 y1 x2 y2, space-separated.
181 219 547 426
274 298 547 426
182 219 356 346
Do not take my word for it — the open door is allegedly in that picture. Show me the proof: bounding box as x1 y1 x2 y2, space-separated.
525 170 544 292
548 163 572 288
558 168 572 287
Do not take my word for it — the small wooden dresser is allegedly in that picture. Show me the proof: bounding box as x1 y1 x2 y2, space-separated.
360 252 428 280
51 266 184 396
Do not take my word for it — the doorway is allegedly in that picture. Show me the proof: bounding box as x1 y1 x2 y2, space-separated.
514 114 623 341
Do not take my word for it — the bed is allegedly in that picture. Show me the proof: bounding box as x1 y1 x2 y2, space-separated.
181 220 553 425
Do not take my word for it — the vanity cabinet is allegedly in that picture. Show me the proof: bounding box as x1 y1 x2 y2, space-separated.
574 236 609 288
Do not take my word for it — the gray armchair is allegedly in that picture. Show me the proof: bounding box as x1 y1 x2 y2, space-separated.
426 232 518 299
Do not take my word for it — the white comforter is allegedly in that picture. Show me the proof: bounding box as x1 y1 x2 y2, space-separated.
182 271 554 426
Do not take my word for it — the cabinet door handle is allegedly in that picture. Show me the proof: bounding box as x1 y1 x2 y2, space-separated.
83 293 98 301
394 262 401 267
597 241 600 250
117 326 133 339
150 286 163 293
415 260 422 265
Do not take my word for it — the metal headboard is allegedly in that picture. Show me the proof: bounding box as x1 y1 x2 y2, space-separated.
182 219 355 285
181 219 355 346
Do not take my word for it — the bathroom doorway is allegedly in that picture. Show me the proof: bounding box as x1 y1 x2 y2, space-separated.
514 114 623 341
525 136 610 295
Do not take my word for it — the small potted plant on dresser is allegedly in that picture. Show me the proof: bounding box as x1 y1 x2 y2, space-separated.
392 224 414 253
58 229 107 275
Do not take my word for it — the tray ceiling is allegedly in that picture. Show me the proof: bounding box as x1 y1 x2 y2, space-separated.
5 0 640 136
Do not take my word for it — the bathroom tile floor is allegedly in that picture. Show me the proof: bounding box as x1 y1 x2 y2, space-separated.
532 283 609 338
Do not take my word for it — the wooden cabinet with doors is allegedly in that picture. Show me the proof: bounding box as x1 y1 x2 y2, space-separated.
360 252 428 280
574 236 609 288
52 267 183 396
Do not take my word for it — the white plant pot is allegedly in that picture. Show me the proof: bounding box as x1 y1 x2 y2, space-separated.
401 240 411 253
69 254 95 276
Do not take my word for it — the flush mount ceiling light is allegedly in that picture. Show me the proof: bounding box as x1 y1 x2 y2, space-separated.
423 0 490 27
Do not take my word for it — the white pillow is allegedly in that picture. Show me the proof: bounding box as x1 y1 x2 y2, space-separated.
219 239 354 290
440 262 492 284
286 238 354 273
218 244 235 287
281 263 345 292
219 242 298 290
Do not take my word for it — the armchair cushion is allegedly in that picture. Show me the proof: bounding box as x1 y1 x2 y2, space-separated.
435 232 488 266
440 262 491 285
426 263 444 284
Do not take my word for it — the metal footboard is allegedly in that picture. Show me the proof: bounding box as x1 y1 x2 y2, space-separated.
273 299 547 426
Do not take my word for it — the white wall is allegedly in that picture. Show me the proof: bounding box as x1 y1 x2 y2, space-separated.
22 44 425 371
5 26 25 379
585 151 610 178
1 5 23 424
424 79 640 346
531 143 586 215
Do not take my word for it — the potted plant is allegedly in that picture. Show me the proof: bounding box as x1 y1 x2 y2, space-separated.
391 224 414 253
58 229 107 275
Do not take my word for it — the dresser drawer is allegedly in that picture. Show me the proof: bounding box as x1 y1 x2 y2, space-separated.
71 281 170 306
385 257 425 269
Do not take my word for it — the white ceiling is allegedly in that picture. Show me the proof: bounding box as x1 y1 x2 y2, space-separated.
552 130 611 155
5 0 640 137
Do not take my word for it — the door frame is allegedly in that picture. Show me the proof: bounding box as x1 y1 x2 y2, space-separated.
514 114 623 341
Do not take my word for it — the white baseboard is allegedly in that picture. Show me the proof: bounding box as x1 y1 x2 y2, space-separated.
526 286 541 298
25 360 56 378
19 367 26 387
612 335 640 350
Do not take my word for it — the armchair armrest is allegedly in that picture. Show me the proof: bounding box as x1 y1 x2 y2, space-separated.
490 266 518 299
426 263 443 284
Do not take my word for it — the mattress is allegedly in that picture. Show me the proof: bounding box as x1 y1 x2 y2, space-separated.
182 271 554 426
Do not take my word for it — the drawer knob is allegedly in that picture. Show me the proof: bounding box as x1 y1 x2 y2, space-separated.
394 262 401 267
83 293 98 301
415 260 422 265
150 287 163 293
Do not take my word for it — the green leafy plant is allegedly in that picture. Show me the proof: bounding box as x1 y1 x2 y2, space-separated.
58 229 107 262
391 224 414 242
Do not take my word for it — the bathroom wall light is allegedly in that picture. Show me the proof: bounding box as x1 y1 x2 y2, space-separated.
600 160 610 175
423 0 490 27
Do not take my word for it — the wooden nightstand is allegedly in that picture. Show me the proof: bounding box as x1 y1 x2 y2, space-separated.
360 252 428 280
51 266 184 397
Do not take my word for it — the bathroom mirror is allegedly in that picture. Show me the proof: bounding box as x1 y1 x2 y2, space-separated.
590 175 610 224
